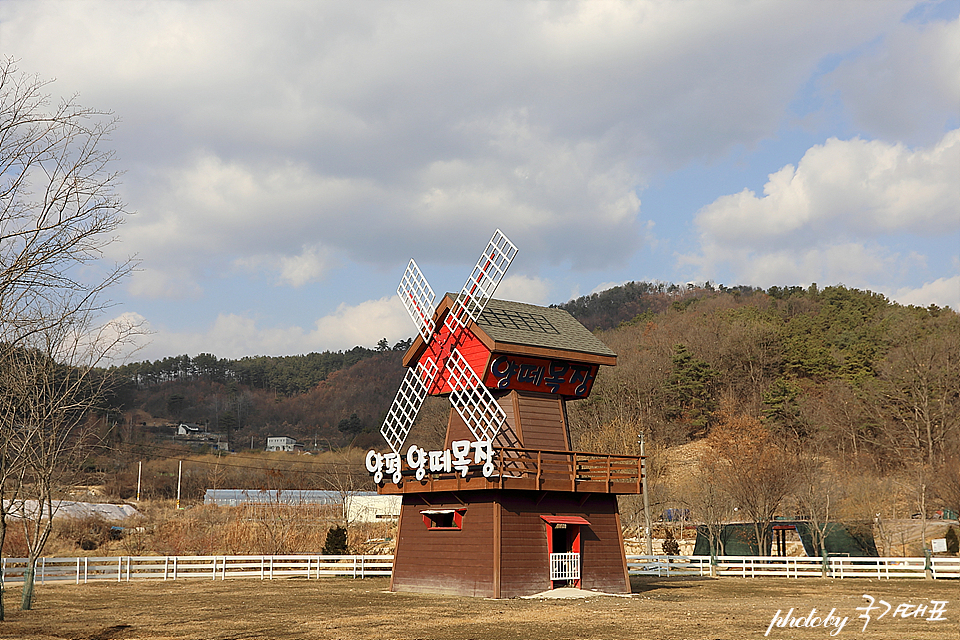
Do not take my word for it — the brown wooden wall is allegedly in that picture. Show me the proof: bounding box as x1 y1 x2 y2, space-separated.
444 390 568 451
444 390 521 449
391 492 496 597
497 492 628 597
511 391 569 450
391 490 629 598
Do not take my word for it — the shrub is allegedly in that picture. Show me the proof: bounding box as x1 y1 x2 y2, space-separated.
322 526 349 555
661 528 680 556
55 515 114 551
946 526 959 554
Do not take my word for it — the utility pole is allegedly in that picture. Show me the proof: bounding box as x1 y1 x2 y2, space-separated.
176 460 182 509
136 460 142 501
639 433 653 556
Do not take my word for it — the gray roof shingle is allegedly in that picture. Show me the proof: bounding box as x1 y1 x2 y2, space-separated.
472 297 616 360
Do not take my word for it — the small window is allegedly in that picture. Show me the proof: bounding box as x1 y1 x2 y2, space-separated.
421 509 465 530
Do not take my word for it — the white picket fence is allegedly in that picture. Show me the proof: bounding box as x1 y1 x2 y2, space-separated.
1 553 957 587
625 555 960 579
0 554 394 584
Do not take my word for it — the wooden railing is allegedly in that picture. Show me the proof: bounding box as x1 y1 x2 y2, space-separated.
378 447 644 494
494 447 643 493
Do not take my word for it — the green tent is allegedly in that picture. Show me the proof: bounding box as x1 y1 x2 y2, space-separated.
693 521 878 557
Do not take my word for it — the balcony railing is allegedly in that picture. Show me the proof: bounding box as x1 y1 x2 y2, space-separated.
377 446 643 495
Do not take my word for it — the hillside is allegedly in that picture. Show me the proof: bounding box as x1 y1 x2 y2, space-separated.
109 345 408 451
102 283 959 542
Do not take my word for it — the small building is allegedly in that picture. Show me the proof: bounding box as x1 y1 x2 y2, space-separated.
177 423 202 436
345 494 401 522
266 436 300 452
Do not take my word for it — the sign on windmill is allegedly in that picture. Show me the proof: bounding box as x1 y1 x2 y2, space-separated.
367 229 518 484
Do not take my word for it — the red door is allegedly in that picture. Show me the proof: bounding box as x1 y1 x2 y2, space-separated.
542 515 589 589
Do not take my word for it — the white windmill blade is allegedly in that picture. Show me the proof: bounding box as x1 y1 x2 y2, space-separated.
397 258 436 343
445 348 507 443
380 358 440 454
445 229 518 333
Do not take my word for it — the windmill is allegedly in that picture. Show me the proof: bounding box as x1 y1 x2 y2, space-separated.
380 229 518 457
371 228 642 599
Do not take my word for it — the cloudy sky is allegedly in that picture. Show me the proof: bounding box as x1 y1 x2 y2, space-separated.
2 0 957 362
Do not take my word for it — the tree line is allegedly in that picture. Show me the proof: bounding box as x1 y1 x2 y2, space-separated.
109 338 412 397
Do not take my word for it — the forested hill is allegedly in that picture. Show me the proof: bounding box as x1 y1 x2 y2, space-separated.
556 281 779 331
565 283 958 473
110 338 412 397
110 284 958 470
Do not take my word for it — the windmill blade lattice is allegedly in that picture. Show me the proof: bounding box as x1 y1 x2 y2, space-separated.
445 229 518 333
380 358 439 454
446 348 507 443
397 258 436 343
380 229 517 456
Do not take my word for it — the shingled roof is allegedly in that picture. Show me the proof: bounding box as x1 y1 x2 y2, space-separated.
474 297 616 363
402 294 617 368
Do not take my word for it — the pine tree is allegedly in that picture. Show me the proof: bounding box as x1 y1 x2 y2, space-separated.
945 527 959 554
322 525 349 555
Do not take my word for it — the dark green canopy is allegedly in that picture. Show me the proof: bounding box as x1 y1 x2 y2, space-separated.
693 521 878 557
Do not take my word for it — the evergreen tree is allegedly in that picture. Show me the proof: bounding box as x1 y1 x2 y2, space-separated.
946 527 959 555
322 525 349 555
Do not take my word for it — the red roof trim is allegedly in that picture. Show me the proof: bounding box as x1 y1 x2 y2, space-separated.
540 515 591 526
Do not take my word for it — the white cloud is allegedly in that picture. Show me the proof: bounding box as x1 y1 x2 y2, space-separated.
684 130 960 287
308 297 411 351
3 0 914 289
891 275 960 311
696 130 959 246
7 0 954 358
127 267 204 301
494 275 553 305
235 244 339 288
276 245 338 288
131 296 411 360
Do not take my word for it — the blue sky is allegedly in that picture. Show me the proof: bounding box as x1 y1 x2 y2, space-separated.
2 0 957 361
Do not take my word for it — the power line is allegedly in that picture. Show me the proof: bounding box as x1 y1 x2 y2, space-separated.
118 441 368 477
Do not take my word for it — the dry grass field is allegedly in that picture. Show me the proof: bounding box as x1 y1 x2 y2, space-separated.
0 575 955 640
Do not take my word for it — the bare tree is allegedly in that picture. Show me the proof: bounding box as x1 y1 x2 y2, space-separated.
1 310 139 609
0 59 132 338
0 391 28 621
316 448 374 523
708 408 797 555
0 59 137 612
684 460 735 560
932 453 960 517
875 314 960 467
792 453 837 557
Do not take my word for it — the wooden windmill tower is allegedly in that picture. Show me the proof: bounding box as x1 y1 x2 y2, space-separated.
367 230 643 598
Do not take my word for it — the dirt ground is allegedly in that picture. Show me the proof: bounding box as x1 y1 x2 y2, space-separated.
0 576 955 640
